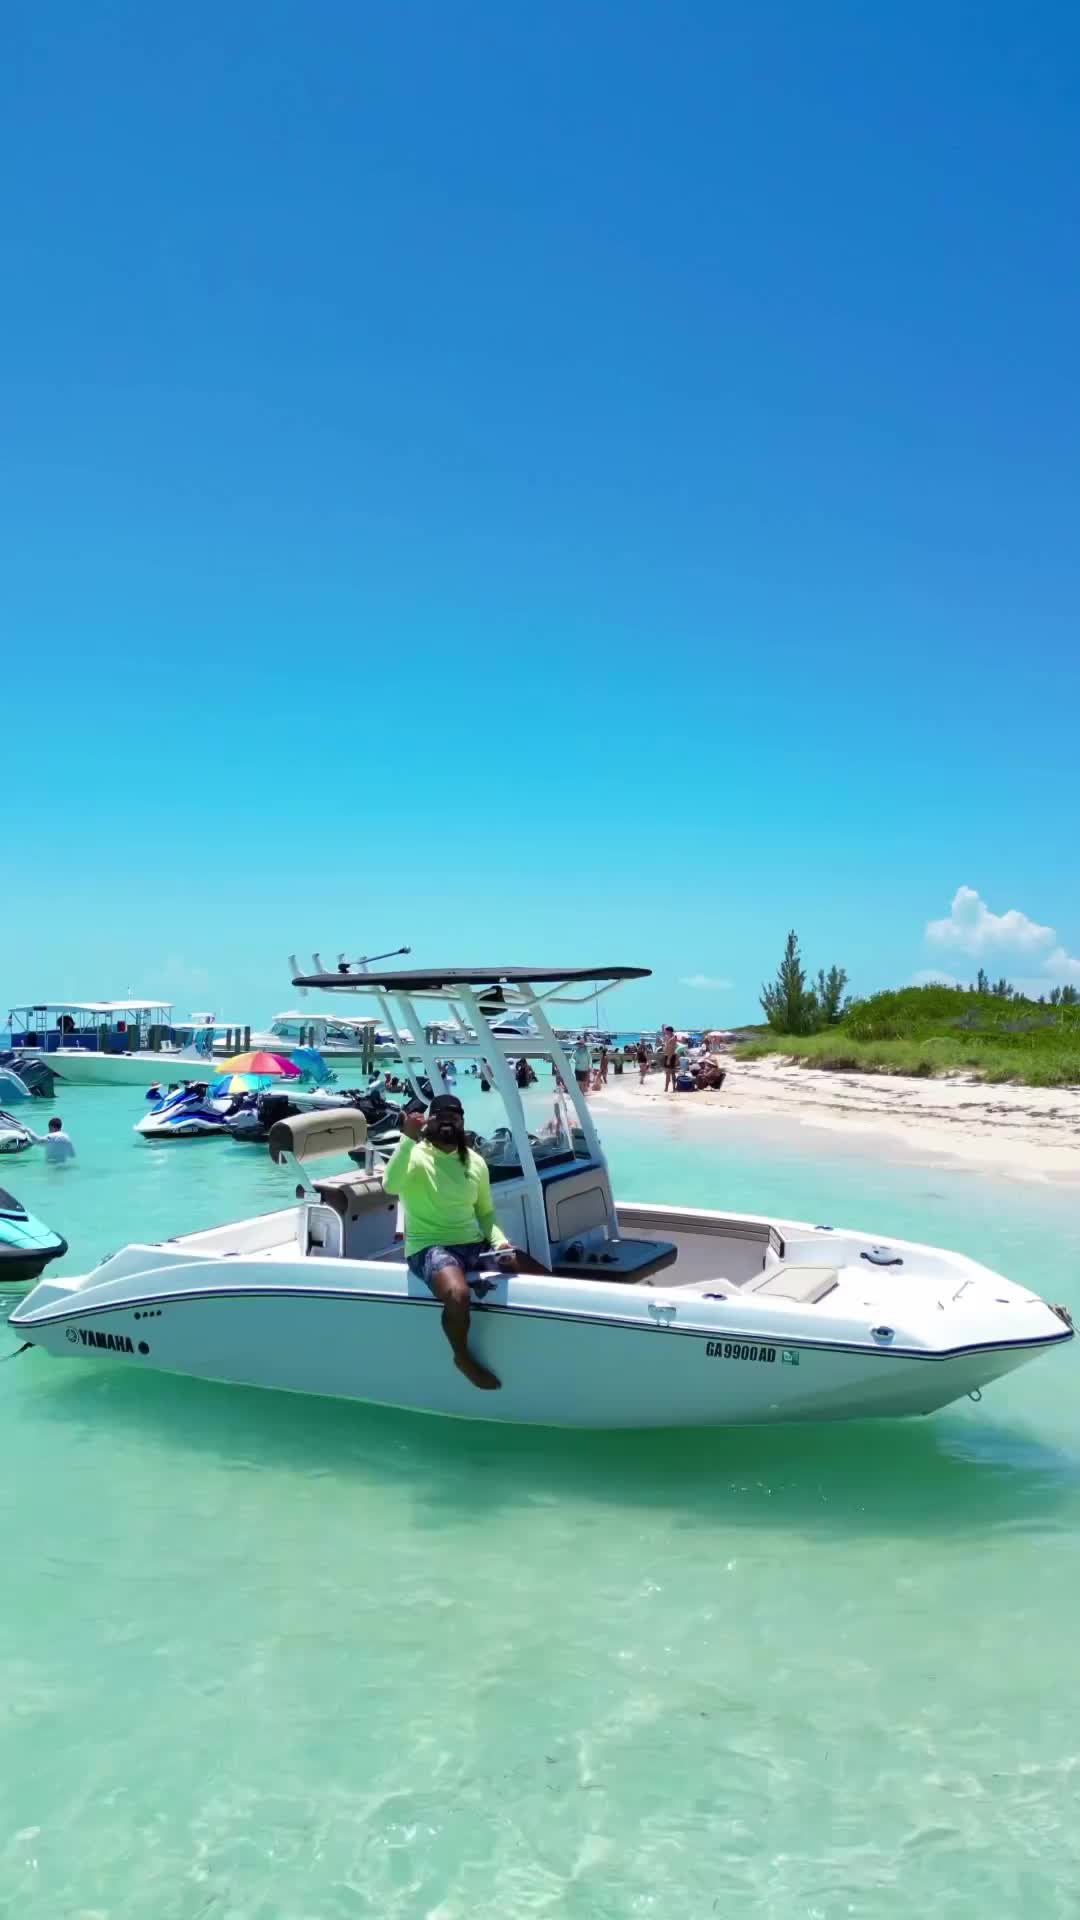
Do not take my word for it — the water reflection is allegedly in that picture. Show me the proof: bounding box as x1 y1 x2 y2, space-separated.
26 1360 1078 1542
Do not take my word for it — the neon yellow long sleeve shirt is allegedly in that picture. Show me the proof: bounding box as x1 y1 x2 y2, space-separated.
382 1136 508 1257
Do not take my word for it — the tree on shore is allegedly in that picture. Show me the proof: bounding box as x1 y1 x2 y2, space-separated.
816 965 850 1025
761 932 818 1035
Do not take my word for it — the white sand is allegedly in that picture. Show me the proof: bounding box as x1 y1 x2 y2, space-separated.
593 1057 1080 1182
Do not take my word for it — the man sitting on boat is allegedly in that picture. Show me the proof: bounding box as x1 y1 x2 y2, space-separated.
383 1094 516 1392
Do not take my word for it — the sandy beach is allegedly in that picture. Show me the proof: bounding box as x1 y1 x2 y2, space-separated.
594 1056 1080 1182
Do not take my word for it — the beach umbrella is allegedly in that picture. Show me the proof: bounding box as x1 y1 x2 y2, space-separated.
210 1072 275 1096
217 1050 301 1078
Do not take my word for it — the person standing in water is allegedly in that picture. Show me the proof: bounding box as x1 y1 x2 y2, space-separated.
382 1094 515 1391
662 1026 680 1092
26 1115 76 1164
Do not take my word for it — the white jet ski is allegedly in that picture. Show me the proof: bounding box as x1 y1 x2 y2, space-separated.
0 1111 32 1156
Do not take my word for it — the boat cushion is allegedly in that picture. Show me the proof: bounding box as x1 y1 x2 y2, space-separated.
311 1172 393 1219
544 1167 614 1243
745 1264 839 1304
269 1108 369 1164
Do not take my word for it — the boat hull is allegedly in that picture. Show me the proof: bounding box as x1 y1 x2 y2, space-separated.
11 1264 1069 1428
0 1251 65 1290
32 1049 214 1087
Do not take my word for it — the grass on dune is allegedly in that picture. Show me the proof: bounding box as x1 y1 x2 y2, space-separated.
735 1033 1080 1084
736 987 1080 1086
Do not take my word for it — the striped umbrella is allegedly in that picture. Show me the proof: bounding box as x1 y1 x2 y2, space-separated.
217 1050 301 1078
210 1073 275 1096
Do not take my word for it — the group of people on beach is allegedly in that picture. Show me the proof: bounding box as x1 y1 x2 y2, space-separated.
568 1028 725 1097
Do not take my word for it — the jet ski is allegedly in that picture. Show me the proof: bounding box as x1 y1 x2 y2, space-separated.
134 1083 240 1141
0 1111 32 1155
225 1085 407 1148
0 1185 67 1285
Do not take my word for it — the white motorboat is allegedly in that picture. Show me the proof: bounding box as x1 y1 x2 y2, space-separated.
10 965 1073 1427
5 1000 228 1088
227 1011 399 1064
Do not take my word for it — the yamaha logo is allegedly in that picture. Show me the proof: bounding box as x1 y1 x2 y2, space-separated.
65 1328 78 1342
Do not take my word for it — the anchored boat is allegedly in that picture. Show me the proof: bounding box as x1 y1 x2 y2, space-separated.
9 965 1073 1427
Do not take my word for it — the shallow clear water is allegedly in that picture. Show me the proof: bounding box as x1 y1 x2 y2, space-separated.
3 1084 1079 1917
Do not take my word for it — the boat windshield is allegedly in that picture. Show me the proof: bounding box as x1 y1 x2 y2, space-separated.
469 1086 589 1182
270 1016 373 1044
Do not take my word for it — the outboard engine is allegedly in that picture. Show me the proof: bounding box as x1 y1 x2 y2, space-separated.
0 1051 56 1098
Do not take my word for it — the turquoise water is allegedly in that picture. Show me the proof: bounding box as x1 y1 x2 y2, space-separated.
3 1085 1080 1917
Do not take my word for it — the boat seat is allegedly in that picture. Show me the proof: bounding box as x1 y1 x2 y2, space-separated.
544 1167 614 1243
304 1172 398 1261
743 1264 839 1305
311 1171 391 1218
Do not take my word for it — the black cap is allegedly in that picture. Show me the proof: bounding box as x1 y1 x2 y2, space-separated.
429 1093 464 1117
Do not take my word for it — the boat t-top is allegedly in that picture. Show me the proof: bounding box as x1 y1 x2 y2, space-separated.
9 962 1073 1427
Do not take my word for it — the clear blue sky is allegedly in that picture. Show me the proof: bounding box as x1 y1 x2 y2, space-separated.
5 1 1080 1027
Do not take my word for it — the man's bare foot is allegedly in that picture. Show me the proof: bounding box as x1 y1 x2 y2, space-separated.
454 1353 501 1391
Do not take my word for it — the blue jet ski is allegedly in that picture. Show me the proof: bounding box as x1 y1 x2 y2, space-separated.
134 1082 239 1141
0 1185 67 1285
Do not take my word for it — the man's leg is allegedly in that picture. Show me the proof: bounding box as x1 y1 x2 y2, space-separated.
428 1261 501 1391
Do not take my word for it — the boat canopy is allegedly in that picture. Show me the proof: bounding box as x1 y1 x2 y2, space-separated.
292 965 649 1000
8 999 173 1017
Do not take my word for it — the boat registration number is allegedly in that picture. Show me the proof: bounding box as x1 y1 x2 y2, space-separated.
705 1341 777 1363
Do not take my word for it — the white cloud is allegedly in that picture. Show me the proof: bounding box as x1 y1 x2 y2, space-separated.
1045 946 1080 982
679 973 733 991
925 887 1080 983
911 969 960 987
926 886 1055 957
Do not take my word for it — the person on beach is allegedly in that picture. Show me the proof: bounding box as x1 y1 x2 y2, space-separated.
573 1038 592 1093
382 1095 515 1392
597 1045 609 1087
612 1046 624 1076
26 1115 76 1164
662 1026 679 1092
637 1039 651 1084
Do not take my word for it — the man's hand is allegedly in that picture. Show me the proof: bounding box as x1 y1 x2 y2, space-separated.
495 1245 517 1272
401 1108 425 1141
